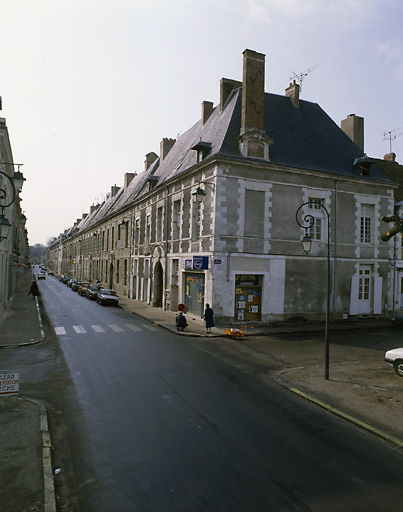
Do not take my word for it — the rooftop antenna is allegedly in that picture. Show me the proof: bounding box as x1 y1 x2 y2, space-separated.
382 127 403 153
289 65 317 93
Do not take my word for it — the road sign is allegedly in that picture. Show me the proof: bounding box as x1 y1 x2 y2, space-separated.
0 372 19 396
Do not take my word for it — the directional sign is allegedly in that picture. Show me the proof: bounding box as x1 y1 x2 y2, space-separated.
0 372 19 396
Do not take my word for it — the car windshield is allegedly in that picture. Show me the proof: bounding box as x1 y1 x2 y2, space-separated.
90 286 101 291
103 290 117 296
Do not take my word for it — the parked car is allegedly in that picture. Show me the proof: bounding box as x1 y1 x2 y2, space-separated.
97 289 119 306
71 280 83 292
62 275 71 284
37 271 46 280
78 282 91 296
67 278 76 288
48 270 54 276
86 284 102 300
384 348 403 377
391 315 403 327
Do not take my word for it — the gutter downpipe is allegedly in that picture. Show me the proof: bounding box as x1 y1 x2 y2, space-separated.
164 185 169 311
332 179 338 320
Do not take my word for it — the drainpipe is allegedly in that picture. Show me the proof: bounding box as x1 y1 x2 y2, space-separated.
164 185 169 310
332 179 338 320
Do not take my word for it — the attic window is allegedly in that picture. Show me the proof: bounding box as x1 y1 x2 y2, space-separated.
191 141 213 163
354 156 373 177
147 175 160 189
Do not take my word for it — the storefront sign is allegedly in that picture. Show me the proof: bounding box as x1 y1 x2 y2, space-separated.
193 256 209 270
184 260 192 269
0 372 19 396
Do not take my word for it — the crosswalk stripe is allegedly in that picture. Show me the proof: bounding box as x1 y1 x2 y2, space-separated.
108 324 124 332
73 325 87 334
55 327 67 335
141 324 159 331
91 325 106 333
125 324 142 332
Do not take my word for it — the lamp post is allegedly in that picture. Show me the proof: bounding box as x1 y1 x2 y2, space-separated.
0 165 25 241
296 201 331 380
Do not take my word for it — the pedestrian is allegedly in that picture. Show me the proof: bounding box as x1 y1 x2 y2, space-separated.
203 303 215 334
28 280 40 300
176 311 188 331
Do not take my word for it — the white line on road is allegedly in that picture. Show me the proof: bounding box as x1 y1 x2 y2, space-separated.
108 324 124 332
73 325 87 334
125 324 142 332
55 327 67 336
91 325 106 333
141 324 159 331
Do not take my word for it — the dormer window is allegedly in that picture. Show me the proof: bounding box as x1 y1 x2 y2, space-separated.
238 129 273 160
191 141 213 163
147 175 159 190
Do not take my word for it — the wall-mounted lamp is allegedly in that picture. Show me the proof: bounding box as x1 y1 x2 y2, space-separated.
0 165 24 241
192 182 215 203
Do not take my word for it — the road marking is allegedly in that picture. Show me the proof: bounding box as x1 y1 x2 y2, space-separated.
73 325 87 334
91 325 106 333
141 324 159 331
108 324 124 332
55 327 67 335
125 324 142 332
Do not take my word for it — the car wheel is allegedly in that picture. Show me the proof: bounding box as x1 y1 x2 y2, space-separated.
393 360 403 377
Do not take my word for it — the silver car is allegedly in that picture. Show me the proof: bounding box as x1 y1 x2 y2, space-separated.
384 348 403 377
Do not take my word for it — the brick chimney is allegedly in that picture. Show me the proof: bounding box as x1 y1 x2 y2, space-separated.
111 185 120 197
220 78 242 112
160 138 176 161
341 114 364 151
145 152 158 171
124 172 136 189
241 49 265 136
201 101 214 125
285 80 300 108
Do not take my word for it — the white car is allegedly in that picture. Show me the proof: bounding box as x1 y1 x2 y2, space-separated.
37 271 46 280
384 348 403 377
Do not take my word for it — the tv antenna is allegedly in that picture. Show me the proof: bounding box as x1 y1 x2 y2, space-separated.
289 65 317 93
382 127 403 153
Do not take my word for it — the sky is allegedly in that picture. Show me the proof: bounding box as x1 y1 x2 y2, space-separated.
2 0 403 246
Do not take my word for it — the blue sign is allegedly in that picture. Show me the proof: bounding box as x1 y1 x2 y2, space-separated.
184 259 192 269
193 256 209 270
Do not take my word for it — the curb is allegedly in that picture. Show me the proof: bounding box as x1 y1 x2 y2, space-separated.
274 372 403 450
13 397 57 512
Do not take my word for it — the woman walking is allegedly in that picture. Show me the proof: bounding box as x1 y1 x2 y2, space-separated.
203 303 215 334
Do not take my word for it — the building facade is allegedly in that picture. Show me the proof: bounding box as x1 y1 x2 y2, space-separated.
47 49 397 323
0 114 29 318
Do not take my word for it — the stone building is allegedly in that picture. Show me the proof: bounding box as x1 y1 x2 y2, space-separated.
47 49 396 323
0 113 29 318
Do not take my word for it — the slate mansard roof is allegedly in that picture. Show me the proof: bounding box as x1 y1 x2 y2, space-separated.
69 86 394 236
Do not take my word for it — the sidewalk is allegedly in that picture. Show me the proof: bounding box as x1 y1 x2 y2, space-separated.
0 269 55 512
0 272 402 511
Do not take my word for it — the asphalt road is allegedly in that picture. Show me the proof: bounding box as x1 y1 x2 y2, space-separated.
7 276 403 511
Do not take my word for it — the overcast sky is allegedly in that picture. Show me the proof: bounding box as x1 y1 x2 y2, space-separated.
3 0 403 245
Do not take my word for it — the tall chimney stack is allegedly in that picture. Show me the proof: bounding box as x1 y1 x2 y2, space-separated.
341 114 364 152
220 78 242 112
241 49 265 135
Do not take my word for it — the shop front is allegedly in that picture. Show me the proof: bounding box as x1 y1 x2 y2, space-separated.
184 272 205 317
234 274 262 321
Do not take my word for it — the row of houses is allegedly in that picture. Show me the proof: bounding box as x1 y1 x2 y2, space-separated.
46 49 403 324
0 110 30 318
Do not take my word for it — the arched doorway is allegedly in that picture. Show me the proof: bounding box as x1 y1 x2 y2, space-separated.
153 261 163 307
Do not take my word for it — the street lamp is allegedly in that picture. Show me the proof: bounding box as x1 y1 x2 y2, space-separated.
192 181 215 203
0 165 25 241
296 201 331 380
